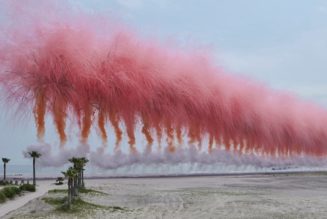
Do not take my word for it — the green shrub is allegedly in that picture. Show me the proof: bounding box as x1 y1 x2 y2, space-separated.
20 184 36 192
11 186 21 194
0 185 35 204
2 186 21 199
0 180 9 186
0 191 6 203
55 177 64 185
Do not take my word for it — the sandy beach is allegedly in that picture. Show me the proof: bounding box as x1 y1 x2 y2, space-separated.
1 173 327 218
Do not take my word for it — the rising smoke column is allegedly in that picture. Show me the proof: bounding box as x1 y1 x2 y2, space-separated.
1 0 327 163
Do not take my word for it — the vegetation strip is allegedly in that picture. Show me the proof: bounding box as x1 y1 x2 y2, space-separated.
49 188 108 195
43 197 127 213
0 184 36 204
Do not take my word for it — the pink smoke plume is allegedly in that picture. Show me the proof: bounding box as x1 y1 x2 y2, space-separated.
1 0 327 168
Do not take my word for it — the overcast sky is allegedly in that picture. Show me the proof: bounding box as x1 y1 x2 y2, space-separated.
1 0 327 164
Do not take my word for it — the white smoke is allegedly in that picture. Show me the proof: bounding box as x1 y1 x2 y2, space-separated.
90 145 327 170
24 143 90 167
23 143 327 176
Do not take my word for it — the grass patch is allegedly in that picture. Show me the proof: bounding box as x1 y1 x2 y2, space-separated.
49 188 107 195
20 184 36 192
48 189 67 194
43 197 66 206
110 206 126 211
79 188 108 195
43 196 128 213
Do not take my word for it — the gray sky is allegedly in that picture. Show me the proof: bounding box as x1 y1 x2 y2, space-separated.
1 0 327 164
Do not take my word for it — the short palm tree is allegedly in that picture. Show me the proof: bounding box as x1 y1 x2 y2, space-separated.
62 167 78 208
2 158 10 181
68 157 83 195
27 151 41 186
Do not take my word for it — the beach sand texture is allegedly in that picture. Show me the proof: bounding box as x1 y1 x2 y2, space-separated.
2 173 327 219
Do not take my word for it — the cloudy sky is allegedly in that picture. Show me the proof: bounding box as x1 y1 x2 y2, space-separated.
80 0 327 103
1 0 327 164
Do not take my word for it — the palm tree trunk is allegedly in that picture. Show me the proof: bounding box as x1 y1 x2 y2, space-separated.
82 170 84 188
72 178 74 200
33 158 36 186
74 176 78 196
77 172 79 189
71 177 74 198
3 163 5 181
71 177 74 197
79 171 82 188
67 178 71 207
3 163 6 181
72 177 76 198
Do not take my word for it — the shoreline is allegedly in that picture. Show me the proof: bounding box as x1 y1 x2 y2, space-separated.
28 169 327 181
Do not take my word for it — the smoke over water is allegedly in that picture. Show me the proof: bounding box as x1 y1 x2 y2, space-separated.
1 1 327 174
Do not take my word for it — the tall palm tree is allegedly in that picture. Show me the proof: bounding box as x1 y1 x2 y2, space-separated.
62 167 77 208
80 157 89 188
2 158 10 181
28 151 41 186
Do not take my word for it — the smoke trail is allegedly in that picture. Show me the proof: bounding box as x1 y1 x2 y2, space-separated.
208 133 214 153
108 109 123 151
154 120 163 151
165 120 175 153
141 114 153 153
176 125 183 145
52 97 67 145
81 105 92 144
125 119 137 153
98 109 107 144
33 89 46 141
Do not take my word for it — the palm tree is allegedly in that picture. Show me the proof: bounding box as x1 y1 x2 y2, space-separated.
2 158 10 181
62 167 78 208
80 157 89 188
68 157 83 195
27 151 41 186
